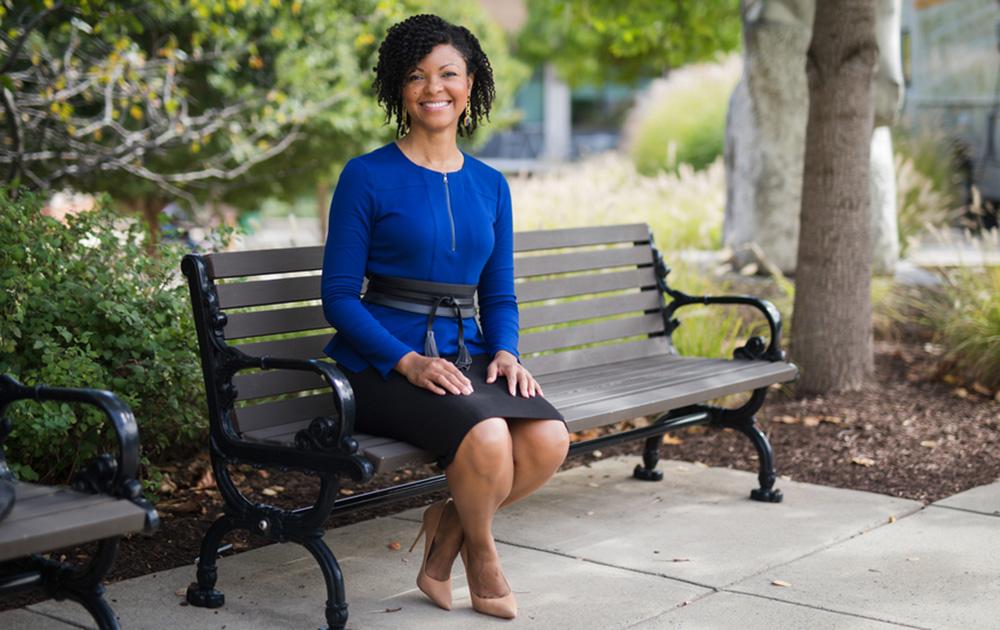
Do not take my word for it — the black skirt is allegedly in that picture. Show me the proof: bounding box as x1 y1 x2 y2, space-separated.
343 353 565 469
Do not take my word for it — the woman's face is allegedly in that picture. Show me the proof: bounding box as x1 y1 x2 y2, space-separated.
401 44 473 135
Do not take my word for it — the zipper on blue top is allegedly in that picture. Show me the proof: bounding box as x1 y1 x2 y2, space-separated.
443 173 456 251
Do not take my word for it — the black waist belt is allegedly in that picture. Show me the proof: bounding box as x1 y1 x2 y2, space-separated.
362 273 477 370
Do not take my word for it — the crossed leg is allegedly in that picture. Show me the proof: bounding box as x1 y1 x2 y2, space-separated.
428 417 569 597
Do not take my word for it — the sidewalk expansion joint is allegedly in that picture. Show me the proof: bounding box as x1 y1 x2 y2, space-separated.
23 607 93 629
716 502 926 591
927 503 1000 519
721 588 934 630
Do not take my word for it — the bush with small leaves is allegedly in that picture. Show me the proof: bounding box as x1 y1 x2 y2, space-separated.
0 188 206 484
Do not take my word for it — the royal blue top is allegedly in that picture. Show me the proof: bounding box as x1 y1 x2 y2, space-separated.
321 142 519 379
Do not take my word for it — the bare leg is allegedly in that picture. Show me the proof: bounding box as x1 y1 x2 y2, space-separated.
444 417 514 598
501 419 569 507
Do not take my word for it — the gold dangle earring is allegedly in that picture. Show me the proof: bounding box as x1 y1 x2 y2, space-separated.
463 101 472 129
401 111 410 136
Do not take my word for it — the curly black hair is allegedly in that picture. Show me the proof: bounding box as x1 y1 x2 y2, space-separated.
373 14 496 138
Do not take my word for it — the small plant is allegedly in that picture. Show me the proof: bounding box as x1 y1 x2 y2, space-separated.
0 189 207 484
926 265 1000 391
624 55 741 175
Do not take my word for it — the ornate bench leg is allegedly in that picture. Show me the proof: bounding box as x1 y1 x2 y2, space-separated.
70 585 120 630
300 535 349 630
736 418 783 503
186 513 238 608
633 435 664 481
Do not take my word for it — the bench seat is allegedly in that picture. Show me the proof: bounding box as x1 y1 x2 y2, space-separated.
242 353 797 473
0 482 150 562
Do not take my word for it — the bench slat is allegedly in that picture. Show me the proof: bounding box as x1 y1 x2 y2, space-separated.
235 369 330 402
522 336 672 376
515 268 657 303
206 246 324 279
235 333 331 360
0 483 150 562
235 393 335 433
514 245 652 278
224 305 330 340
513 223 650 252
554 360 798 433
519 313 664 355
218 275 322 309
519 290 662 330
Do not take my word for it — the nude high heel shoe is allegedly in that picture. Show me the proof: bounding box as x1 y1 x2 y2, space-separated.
460 544 517 619
409 499 457 610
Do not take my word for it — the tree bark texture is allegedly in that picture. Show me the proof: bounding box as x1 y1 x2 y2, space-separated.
792 0 877 394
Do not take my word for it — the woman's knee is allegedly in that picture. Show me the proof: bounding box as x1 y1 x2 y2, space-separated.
453 417 512 474
514 420 570 468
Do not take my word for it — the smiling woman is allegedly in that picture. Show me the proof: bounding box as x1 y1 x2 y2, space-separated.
319 14 568 621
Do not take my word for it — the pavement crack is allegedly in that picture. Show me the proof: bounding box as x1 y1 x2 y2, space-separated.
721 589 934 630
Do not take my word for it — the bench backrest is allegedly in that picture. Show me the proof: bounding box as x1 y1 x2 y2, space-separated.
192 223 674 435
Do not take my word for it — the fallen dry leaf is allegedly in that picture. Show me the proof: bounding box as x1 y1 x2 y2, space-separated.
160 499 201 514
773 415 800 424
919 440 938 449
661 433 684 445
387 541 401 551
972 382 992 397
339 488 355 496
953 387 969 399
802 415 821 427
942 374 959 385
175 587 187 597
822 416 843 425
888 515 897 524
193 469 216 491
592 450 603 458
771 579 792 587
852 456 876 467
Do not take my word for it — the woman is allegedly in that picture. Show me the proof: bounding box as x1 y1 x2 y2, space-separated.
321 14 569 620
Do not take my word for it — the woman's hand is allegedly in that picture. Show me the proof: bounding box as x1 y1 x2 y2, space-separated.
487 350 543 398
395 351 474 396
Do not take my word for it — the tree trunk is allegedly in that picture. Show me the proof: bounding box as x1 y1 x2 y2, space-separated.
791 0 877 394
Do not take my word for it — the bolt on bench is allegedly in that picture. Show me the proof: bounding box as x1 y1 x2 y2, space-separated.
181 222 797 630
0 375 159 630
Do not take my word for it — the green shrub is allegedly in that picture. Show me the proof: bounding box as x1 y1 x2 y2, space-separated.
925 266 1000 390
0 189 206 483
626 56 740 174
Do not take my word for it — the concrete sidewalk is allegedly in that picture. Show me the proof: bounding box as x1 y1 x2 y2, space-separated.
3 456 998 629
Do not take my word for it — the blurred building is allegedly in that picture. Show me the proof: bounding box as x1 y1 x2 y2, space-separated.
477 0 647 171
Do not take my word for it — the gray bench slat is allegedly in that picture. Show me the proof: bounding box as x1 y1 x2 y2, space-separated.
513 223 650 252
531 353 670 387
361 440 437 473
539 356 716 401
218 275 322 309
514 245 652 278
547 358 766 408
235 393 335 433
235 333 330 360
523 336 672 376
224 305 330 340
206 246 324 279
519 313 664 355
556 361 798 433
515 268 657 303
519 290 662 330
235 369 329 402
0 483 149 562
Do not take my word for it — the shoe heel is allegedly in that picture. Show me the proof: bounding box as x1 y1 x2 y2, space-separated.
408 522 426 553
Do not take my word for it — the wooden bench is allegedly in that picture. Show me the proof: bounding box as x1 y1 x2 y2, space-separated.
0 375 159 630
181 222 798 630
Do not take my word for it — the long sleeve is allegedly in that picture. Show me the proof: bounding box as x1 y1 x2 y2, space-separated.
321 159 413 378
477 176 520 358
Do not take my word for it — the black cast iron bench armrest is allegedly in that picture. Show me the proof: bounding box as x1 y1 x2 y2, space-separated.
663 291 786 362
0 374 158 532
214 354 373 482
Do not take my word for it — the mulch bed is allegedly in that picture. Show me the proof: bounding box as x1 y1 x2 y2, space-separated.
3 338 999 612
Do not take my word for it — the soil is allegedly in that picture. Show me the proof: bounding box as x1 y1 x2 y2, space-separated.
3 338 999 612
